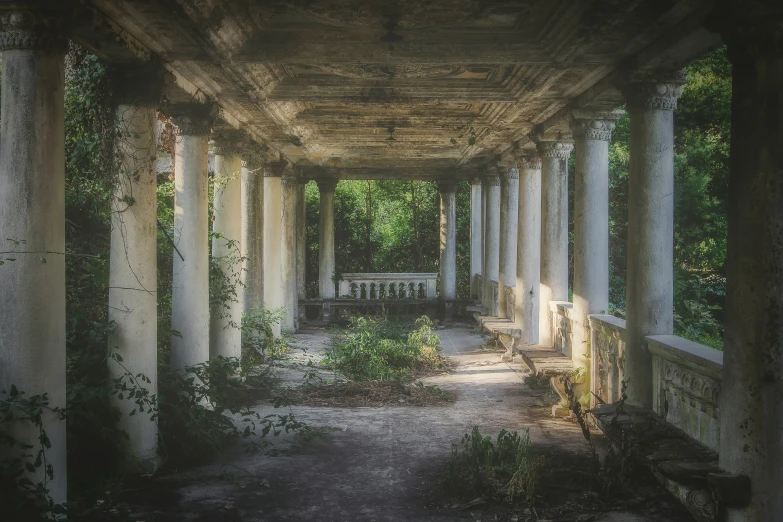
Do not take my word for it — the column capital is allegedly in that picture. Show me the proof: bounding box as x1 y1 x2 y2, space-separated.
516 154 542 171
264 155 289 177
168 103 218 137
623 70 687 111
470 176 483 186
241 145 270 171
535 134 574 159
281 171 299 186
212 129 247 156
0 9 68 52
109 61 166 107
569 110 625 141
316 179 339 192
437 180 459 194
483 174 501 187
501 168 519 181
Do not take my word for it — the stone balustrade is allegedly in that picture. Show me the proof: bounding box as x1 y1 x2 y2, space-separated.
504 285 515 322
337 273 438 300
588 314 627 405
647 335 722 452
550 302 573 359
546 309 724 452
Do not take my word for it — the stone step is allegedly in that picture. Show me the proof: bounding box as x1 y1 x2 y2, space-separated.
515 344 574 377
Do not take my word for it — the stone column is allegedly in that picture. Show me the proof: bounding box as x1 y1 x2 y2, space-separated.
0 9 68 503
296 178 307 321
169 104 216 371
209 134 243 360
438 181 458 306
281 171 299 333
263 165 284 338
716 7 783 521
241 149 265 317
318 180 338 302
469 177 483 299
537 134 573 347
570 110 623 373
482 172 501 315
623 71 685 408
106 63 163 472
515 155 542 345
497 168 519 319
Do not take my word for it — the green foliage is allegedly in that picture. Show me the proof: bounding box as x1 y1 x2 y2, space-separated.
448 426 539 503
323 316 444 381
0 387 66 521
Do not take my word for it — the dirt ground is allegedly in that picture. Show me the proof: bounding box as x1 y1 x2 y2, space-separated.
110 325 693 522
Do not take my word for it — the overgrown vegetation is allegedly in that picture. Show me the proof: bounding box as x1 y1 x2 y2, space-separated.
447 426 540 504
323 316 445 381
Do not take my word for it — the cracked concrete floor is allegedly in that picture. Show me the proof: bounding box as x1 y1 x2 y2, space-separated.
138 326 692 522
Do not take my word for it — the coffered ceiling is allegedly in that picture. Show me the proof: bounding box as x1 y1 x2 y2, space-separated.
80 0 720 176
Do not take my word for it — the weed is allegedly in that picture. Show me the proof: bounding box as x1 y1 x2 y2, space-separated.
447 426 540 504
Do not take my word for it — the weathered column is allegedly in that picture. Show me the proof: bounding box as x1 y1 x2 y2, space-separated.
281 171 299 333
318 180 338 302
623 72 685 408
107 63 163 472
482 172 501 315
480 177 488 302
209 133 243 360
169 104 215 371
515 155 542 345
240 149 265 317
716 6 783 521
263 164 284 338
0 9 68 503
497 168 519 319
537 134 573 347
438 181 458 306
296 178 307 321
570 110 623 373
470 177 483 299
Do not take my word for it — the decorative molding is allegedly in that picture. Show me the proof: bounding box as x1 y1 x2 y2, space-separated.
0 10 67 52
570 110 625 141
625 70 687 111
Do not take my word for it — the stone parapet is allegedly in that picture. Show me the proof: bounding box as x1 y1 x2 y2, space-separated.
588 314 627 406
550 301 573 359
647 335 723 452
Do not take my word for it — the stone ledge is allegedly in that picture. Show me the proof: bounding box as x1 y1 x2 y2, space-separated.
591 402 750 522
588 313 627 335
515 344 574 377
549 300 573 318
646 335 723 380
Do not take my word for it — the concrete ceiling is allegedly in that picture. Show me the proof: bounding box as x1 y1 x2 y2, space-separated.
78 0 721 177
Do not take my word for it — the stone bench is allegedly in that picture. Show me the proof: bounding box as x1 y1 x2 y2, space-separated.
590 401 750 522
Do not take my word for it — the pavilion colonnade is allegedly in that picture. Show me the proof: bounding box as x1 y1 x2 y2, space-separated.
1 5 783 520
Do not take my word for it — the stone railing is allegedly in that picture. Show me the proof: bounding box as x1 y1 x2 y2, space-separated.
647 335 723 452
504 285 515 321
550 302 573 358
588 314 627 405
337 273 438 300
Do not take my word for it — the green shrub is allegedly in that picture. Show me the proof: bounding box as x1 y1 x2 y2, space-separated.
323 316 443 382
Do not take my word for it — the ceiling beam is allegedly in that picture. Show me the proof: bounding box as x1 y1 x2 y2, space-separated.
301 166 480 181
